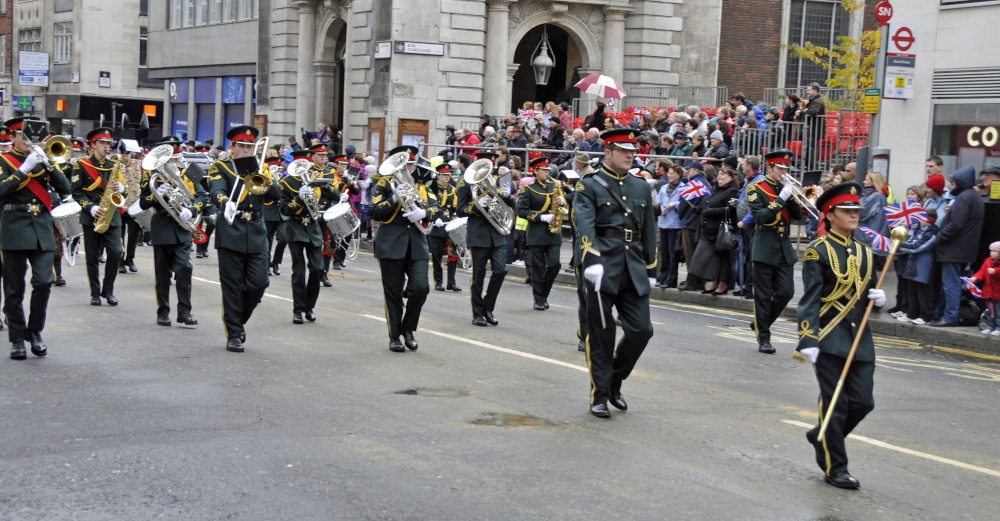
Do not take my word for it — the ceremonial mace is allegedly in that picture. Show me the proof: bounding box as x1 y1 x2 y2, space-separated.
817 225 909 443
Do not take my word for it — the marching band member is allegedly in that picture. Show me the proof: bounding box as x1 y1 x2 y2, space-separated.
279 149 341 324
308 145 337 285
428 163 461 292
574 129 657 418
263 155 288 276
458 150 515 327
0 117 72 359
207 126 282 353
138 146 209 327
118 147 142 274
370 145 440 352
516 157 563 310
0 126 11 154
71 127 126 307
329 152 358 272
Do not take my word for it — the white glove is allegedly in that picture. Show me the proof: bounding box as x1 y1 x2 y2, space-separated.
155 183 169 196
868 288 886 308
114 182 126 194
583 264 604 292
224 201 238 223
501 184 512 197
90 206 101 218
555 196 565 206
539 214 554 223
778 184 794 202
298 185 312 199
18 151 44 174
798 347 820 364
478 196 491 207
178 208 192 223
340 192 349 203
649 277 657 288
434 218 445 228
61 195 74 204
394 185 408 203
403 207 427 222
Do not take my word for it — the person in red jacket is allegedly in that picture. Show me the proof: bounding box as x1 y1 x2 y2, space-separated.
969 241 1000 335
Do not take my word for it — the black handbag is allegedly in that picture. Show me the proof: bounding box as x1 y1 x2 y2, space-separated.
715 213 738 252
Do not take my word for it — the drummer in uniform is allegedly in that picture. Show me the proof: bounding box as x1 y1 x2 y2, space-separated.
516 157 564 310
263 155 288 276
207 125 282 353
746 149 803 354
0 117 73 359
428 162 461 292
279 149 341 323
328 152 358 272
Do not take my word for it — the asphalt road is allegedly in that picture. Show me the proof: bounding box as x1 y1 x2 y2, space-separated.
1 245 998 520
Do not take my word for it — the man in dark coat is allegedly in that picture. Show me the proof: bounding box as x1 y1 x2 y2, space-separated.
930 165 984 326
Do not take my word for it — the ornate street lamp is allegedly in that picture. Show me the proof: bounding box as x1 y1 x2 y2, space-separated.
532 25 555 85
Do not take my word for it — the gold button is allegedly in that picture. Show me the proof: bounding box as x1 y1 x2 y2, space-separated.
619 181 624 186
625 245 630 250
851 323 856 328
622 196 627 200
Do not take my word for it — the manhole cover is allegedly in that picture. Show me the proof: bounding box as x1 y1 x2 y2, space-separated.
469 412 556 427
394 388 470 398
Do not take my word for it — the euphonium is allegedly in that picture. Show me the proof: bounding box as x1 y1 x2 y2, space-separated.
143 144 205 241
464 159 514 235
94 155 127 234
548 182 569 235
378 151 433 235
286 158 325 220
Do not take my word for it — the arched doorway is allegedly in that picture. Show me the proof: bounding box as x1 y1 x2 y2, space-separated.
510 24 582 113
317 16 347 136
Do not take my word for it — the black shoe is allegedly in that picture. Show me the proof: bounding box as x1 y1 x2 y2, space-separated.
305 311 317 322
472 316 488 327
157 316 172 327
742 292 754 300
712 289 730 296
128 261 138 273
402 330 418 351
292 312 304 324
28 331 47 357
322 276 333 287
10 341 26 360
271 264 281 276
578 339 586 352
118 264 127 274
177 315 198 326
54 276 66 287
99 255 106 264
103 293 118 306
226 338 245 353
447 284 462 292
590 403 611 418
240 331 246 343
484 311 498 326
700 288 715 294
533 303 546 311
435 284 445 291
403 288 412 299
524 278 532 284
389 338 406 352
333 262 343 270
609 392 628 411
664 283 677 289
90 296 102 306
824 471 860 490
543 301 550 309
759 343 776 354
928 320 959 327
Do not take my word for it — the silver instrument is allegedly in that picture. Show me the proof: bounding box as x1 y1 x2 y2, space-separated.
51 201 83 267
464 158 514 236
445 217 471 270
127 199 154 231
378 151 433 235
286 158 332 220
142 144 204 235
225 137 274 224
782 174 821 220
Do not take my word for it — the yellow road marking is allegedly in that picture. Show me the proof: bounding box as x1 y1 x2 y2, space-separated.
783 420 1000 478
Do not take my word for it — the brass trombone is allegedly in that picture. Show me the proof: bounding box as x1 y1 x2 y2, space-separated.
782 175 821 220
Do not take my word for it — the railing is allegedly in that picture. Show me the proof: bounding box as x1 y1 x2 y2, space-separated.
761 88 866 112
571 86 730 123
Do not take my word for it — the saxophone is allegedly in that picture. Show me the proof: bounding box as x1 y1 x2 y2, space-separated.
548 182 568 234
93 156 127 234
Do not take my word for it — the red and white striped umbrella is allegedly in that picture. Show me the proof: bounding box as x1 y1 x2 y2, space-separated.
574 73 627 99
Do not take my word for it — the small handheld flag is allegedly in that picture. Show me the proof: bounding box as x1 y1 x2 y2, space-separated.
884 201 927 228
860 227 891 252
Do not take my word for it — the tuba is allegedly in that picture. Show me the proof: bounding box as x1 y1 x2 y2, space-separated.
286 158 332 220
143 144 206 242
378 151 433 235
93 155 127 234
464 159 514 235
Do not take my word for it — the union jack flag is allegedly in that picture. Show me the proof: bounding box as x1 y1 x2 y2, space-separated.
678 179 711 201
962 277 983 299
884 201 927 228
606 98 616 111
633 107 651 123
860 227 891 252
518 109 539 123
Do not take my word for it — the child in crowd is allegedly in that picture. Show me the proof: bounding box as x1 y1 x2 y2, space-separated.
968 241 1000 335
897 209 939 325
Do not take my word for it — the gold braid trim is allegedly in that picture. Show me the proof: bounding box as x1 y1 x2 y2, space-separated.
817 241 872 341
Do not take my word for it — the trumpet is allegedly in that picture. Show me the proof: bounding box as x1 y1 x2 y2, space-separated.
782 175 821 220
28 135 73 170
225 137 274 224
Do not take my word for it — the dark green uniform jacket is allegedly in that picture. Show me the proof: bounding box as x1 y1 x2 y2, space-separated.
572 164 658 296
456 171 515 248
0 150 72 251
429 182 458 239
138 168 209 245
278 174 341 247
796 230 876 361
71 155 123 228
747 176 803 267
369 176 439 260
208 158 282 253
516 178 563 247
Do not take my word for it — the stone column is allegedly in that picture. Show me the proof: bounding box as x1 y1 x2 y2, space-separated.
187 78 196 143
601 7 629 84
314 61 338 132
163 79 172 136
484 0 511 118
215 77 224 146
294 0 317 133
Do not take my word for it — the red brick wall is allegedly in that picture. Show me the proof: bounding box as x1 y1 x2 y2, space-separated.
717 0 784 105
0 0 11 76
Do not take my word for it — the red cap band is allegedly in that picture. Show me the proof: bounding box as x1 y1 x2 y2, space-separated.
821 193 860 214
90 132 112 144
7 121 23 131
603 133 636 147
767 156 791 166
231 133 255 143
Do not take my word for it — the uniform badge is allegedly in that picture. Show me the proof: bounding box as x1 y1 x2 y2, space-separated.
748 192 758 202
803 248 819 261
575 181 585 191
850 186 858 195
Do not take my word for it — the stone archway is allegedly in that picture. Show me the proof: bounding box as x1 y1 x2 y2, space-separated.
315 13 347 135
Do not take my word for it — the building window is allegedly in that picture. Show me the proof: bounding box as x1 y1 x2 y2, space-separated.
210 0 222 23
0 35 6 74
54 22 73 64
140 0 148 16
224 0 236 22
784 0 850 88
170 0 182 29
139 27 148 67
185 0 195 27
19 28 42 52
198 0 209 24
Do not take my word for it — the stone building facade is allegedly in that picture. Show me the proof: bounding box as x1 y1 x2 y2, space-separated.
0 0 12 122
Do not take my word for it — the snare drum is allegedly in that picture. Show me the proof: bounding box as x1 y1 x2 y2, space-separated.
51 201 83 239
127 200 154 231
445 217 468 250
322 203 359 239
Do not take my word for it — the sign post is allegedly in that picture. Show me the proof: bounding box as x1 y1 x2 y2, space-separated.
869 2 892 150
